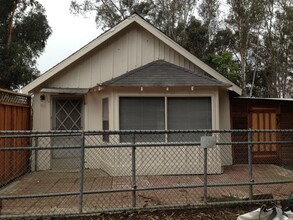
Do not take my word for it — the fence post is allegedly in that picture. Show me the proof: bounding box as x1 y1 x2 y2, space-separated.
248 129 253 200
131 133 137 208
34 136 38 171
202 132 209 204
79 131 85 214
203 146 208 204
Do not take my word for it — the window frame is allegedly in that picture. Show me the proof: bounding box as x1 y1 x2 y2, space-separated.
118 94 215 143
51 95 84 130
102 97 110 142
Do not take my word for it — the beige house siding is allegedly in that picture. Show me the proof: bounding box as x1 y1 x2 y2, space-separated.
219 89 233 166
46 26 204 89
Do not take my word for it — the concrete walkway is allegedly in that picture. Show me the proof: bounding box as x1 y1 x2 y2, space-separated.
1 165 293 217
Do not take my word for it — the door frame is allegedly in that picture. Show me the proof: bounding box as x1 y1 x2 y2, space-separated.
50 95 84 169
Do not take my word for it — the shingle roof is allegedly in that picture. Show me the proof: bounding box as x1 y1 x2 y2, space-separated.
102 60 231 87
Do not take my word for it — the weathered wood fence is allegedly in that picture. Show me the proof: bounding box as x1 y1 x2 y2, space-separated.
0 89 31 187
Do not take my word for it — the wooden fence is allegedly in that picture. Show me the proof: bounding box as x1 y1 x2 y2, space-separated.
0 89 31 187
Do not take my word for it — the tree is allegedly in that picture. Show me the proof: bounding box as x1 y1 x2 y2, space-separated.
203 51 241 84
0 0 51 90
261 0 293 98
70 0 197 42
226 0 267 96
246 0 293 98
183 17 209 59
198 0 219 45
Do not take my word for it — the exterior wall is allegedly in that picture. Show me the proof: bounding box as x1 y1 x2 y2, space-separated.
31 86 227 175
219 89 232 166
31 91 105 171
31 93 51 171
46 25 204 89
96 147 221 176
97 87 222 175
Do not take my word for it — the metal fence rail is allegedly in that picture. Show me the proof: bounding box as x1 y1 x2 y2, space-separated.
0 129 293 218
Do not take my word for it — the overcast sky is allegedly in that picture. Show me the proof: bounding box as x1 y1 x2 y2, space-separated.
37 0 101 73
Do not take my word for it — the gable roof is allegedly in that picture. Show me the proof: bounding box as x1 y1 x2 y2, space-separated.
102 60 231 87
22 14 242 95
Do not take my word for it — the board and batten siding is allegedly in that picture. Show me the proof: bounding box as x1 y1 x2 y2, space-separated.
47 25 204 89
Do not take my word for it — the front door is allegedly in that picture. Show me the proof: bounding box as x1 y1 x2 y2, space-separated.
51 98 83 169
250 108 279 163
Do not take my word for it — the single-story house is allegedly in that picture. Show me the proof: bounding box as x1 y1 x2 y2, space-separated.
22 14 242 175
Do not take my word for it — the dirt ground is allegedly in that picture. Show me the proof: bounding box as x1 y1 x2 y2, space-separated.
51 204 262 220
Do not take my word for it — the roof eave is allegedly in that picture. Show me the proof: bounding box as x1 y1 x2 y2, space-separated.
100 84 232 88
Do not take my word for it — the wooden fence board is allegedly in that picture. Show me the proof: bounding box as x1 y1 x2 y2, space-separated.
0 89 31 186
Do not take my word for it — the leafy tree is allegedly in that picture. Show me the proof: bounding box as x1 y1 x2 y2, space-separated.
247 0 293 98
226 0 267 96
0 0 51 90
70 0 197 42
261 0 293 98
182 16 240 85
198 0 219 45
183 17 209 59
203 51 240 84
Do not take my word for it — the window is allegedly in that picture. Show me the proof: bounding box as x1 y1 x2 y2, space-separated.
167 97 212 142
102 98 109 142
119 97 165 142
53 98 83 130
119 97 212 142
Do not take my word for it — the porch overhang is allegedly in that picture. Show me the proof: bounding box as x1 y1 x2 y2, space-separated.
40 88 89 94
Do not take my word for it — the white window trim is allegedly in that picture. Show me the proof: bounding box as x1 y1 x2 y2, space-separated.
114 91 218 131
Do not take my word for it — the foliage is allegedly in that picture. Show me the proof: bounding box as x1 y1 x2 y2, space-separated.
203 52 241 85
70 0 197 42
0 0 51 90
226 0 268 95
260 1 293 98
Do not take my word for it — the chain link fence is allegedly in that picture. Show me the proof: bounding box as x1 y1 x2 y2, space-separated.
0 130 293 218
